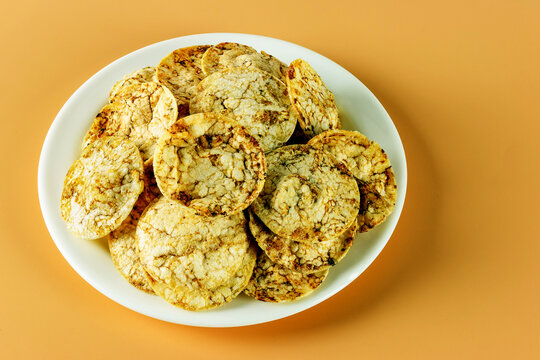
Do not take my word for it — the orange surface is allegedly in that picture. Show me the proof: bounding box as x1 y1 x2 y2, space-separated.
1 0 539 358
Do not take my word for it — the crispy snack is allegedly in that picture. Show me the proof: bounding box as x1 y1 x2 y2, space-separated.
83 82 178 161
61 136 144 240
243 250 328 302
108 162 161 293
249 210 357 274
109 66 157 100
201 42 287 80
190 67 297 152
251 144 359 242
286 59 340 138
156 45 210 115
136 197 252 311
153 113 266 216
308 129 397 232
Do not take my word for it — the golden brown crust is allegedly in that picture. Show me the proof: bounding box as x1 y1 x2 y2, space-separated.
243 249 328 302
308 129 397 232
286 59 340 138
156 46 210 115
190 67 297 152
61 136 144 240
251 144 359 242
136 197 252 310
153 113 266 217
109 66 157 100
84 82 178 161
202 42 287 81
249 210 356 274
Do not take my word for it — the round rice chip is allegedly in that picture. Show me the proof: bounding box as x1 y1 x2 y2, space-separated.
61 136 144 240
109 66 157 100
83 82 178 161
190 67 297 152
156 45 210 116
136 197 251 311
201 42 287 80
153 113 266 217
308 129 397 232
243 250 328 302
251 144 359 242
286 59 340 138
249 209 357 274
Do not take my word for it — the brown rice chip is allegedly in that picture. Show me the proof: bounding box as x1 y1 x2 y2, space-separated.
249 209 357 274
83 82 178 161
243 250 328 302
201 42 287 81
190 67 297 152
109 66 157 100
153 113 266 217
61 136 144 240
156 45 210 116
136 197 251 311
308 129 397 232
286 59 340 138
251 144 359 242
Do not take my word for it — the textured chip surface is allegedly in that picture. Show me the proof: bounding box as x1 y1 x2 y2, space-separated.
190 67 297 153
136 197 251 311
251 144 359 242
108 162 161 293
61 136 144 239
249 210 357 274
308 129 397 232
156 45 210 115
244 250 328 302
153 113 266 216
109 66 157 100
286 59 340 138
84 82 178 161
202 42 287 81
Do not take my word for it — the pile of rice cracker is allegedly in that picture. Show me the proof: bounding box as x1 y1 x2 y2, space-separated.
60 42 397 311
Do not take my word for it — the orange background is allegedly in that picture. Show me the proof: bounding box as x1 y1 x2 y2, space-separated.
1 0 539 358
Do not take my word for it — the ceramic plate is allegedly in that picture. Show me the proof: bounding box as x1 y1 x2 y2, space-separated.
38 33 407 327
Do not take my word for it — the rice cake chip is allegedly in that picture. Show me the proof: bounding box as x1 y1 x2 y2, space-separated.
286 59 340 138
153 113 266 217
243 250 328 302
136 197 251 311
201 42 287 81
108 162 161 293
84 82 178 161
109 66 157 100
251 144 360 242
308 129 397 232
190 67 297 152
156 45 210 116
61 136 144 240
249 209 357 274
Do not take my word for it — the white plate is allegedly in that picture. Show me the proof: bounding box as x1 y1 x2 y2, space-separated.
38 33 407 327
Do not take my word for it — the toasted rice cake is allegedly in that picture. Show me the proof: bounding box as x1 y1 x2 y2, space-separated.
249 209 357 274
136 197 251 310
201 42 287 80
251 144 359 242
156 45 210 115
84 82 178 161
108 162 161 293
308 130 397 232
61 136 144 240
286 59 340 138
190 67 297 152
243 250 328 302
109 66 157 100
153 113 266 217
